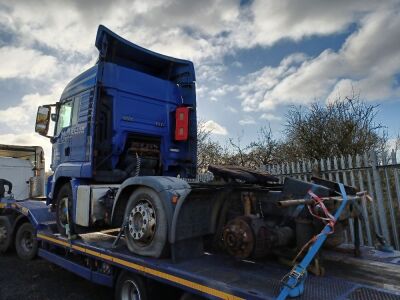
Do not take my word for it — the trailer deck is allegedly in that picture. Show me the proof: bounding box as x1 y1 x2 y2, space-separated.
37 230 400 300
2 198 400 300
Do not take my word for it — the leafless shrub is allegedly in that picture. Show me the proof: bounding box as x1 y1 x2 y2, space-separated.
283 94 386 160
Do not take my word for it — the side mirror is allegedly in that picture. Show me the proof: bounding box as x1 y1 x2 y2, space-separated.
35 106 51 137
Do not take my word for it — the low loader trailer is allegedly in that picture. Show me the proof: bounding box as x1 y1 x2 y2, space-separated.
1 193 400 300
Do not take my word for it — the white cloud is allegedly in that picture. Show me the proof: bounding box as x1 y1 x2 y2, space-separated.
0 0 241 63
5 0 384 70
208 84 236 102
236 5 400 112
233 0 392 48
226 106 238 113
203 120 228 135
1 0 396 65
238 53 308 111
232 61 242 68
239 116 256 125
197 64 227 82
0 47 57 79
0 85 63 130
260 113 282 122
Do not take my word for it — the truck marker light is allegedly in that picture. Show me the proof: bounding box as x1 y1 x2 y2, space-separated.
175 107 189 141
171 195 179 204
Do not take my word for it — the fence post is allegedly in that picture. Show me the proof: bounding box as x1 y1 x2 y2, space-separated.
291 162 295 179
320 158 326 180
348 154 363 246
340 156 349 185
302 161 307 181
311 160 319 178
391 150 400 210
356 154 373 246
333 157 340 182
370 150 391 244
340 155 354 243
364 153 381 235
284 162 288 177
307 160 312 182
383 153 400 250
326 157 333 181
296 161 301 180
348 154 356 187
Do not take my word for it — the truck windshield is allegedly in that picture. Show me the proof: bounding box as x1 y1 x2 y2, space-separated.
55 101 72 135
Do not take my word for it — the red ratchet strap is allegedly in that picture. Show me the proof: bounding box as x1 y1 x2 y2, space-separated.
292 190 338 263
307 190 336 234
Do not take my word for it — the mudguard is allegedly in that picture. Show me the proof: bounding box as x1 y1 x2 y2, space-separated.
111 176 191 237
111 176 228 261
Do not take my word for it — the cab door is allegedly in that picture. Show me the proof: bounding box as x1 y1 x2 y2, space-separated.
69 89 93 163
51 100 73 170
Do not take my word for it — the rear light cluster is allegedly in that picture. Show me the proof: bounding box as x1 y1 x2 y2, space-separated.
175 107 189 141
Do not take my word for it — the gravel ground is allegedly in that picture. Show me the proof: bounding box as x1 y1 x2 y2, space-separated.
0 252 113 300
0 251 183 300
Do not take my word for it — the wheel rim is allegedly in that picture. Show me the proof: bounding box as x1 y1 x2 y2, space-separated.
58 196 69 228
121 279 141 300
128 199 156 246
21 230 34 253
0 223 7 245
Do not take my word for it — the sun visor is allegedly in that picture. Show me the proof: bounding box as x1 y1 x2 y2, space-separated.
95 25 195 83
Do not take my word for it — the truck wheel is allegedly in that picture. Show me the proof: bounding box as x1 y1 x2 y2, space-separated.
55 183 74 236
0 216 13 253
124 187 168 258
115 272 148 300
15 222 38 260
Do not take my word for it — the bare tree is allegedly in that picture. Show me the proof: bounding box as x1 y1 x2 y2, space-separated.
283 94 386 160
197 120 229 172
228 132 247 166
247 125 278 166
394 133 400 152
197 92 387 172
227 125 279 168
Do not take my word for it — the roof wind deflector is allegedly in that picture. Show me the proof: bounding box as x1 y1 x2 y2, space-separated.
95 25 195 83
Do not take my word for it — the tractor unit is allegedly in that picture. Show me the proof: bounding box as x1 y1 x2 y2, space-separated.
34 25 358 262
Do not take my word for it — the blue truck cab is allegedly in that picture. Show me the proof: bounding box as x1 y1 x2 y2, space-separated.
35 25 197 204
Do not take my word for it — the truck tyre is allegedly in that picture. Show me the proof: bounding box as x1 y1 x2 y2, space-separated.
0 216 13 253
15 222 38 260
115 272 148 300
55 183 74 236
124 187 168 258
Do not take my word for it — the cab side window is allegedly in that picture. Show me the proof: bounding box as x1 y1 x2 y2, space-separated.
71 97 81 125
55 101 73 135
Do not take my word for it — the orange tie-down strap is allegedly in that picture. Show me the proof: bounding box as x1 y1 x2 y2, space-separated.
37 233 244 300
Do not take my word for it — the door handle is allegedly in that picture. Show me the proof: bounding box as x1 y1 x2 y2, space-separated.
65 147 70 156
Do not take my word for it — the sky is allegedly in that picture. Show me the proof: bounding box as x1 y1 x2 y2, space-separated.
0 0 400 169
